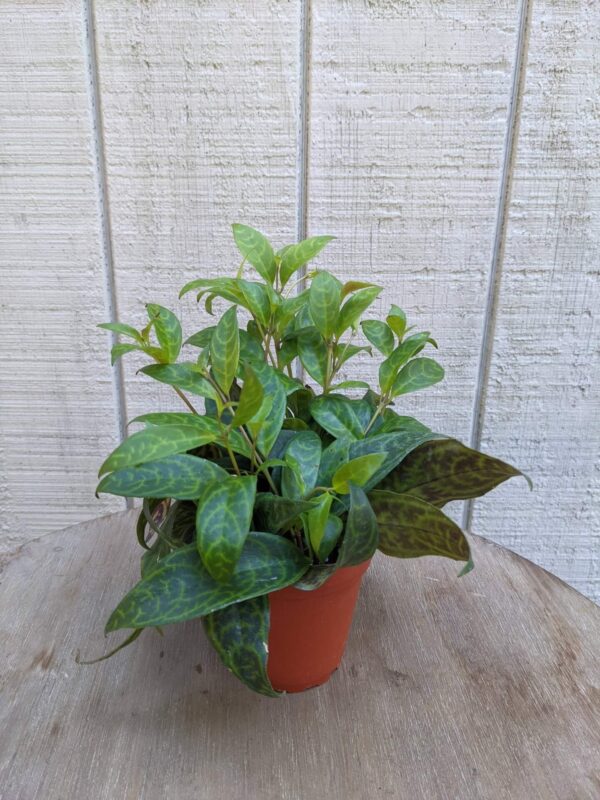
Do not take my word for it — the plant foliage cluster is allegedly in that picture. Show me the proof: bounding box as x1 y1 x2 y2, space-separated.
95 224 528 695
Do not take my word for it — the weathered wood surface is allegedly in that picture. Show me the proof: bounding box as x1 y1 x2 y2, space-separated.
0 0 121 559
2 511 599 800
471 1 600 598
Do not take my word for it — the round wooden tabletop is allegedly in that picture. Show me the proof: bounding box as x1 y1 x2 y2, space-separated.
1 510 599 799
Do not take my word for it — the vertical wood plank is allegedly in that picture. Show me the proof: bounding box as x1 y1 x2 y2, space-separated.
93 0 301 419
308 0 520 448
471 1 600 601
0 0 121 555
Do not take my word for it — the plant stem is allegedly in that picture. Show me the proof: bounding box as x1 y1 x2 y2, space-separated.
174 387 200 415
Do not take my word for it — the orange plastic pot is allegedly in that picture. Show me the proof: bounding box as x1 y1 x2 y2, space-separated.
267 559 371 693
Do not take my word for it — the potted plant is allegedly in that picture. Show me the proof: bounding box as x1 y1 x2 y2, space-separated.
93 224 529 695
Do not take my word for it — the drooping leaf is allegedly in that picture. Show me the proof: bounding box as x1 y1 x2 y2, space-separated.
232 223 276 284
376 438 530 506
369 490 470 563
294 564 337 591
97 455 228 499
310 395 371 440
335 286 382 336
105 533 310 632
281 431 321 499
203 595 280 697
253 493 316 533
331 453 387 494
130 412 250 457
336 483 378 567
110 343 143 365
231 365 264 427
297 328 328 386
309 271 342 340
99 424 220 476
140 363 218 400
196 475 257 582
304 492 334 554
361 320 394 356
179 277 241 304
391 357 444 397
99 321 143 343
346 430 440 492
279 235 335 287
146 304 182 363
210 306 240 394
318 515 344 562
341 280 378 299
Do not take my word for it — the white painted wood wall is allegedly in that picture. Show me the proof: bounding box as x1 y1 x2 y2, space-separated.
1 1 598 600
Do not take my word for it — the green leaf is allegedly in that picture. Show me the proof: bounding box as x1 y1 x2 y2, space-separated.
386 305 407 339
361 320 394 356
232 223 276 284
337 483 378 567
211 306 240 394
246 362 286 457
237 280 271 327
304 492 333 555
369 491 470 563
334 343 372 369
335 286 382 336
309 271 342 339
110 343 142 365
331 380 371 391
331 453 387 494
99 321 143 343
281 431 322 499
347 430 440 492
106 533 310 631
279 235 335 287
391 357 444 397
294 564 337 591
376 438 531 506
378 332 433 393
184 326 216 348
99 424 220 477
317 438 352 487
196 475 257 582
231 365 264 427
340 280 378 299
253 493 316 533
130 412 250 457
318 515 343 561
140 363 218 399
97 454 228 499
203 595 280 697
297 328 328 386
378 411 432 437
310 395 371 440
146 304 182 362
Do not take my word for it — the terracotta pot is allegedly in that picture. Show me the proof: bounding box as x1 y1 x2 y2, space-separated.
267 559 371 693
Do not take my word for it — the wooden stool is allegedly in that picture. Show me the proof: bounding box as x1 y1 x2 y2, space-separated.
1 510 599 799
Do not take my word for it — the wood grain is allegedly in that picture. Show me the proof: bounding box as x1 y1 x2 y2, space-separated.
471 1 600 600
0 1 122 558
1 510 599 799
92 0 302 422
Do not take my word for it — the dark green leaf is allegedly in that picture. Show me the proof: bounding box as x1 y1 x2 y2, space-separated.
99 424 220 476
281 431 321 499
279 235 335 287
335 286 382 336
318 515 343 561
106 533 310 631
297 328 328 386
203 595 280 696
361 320 394 356
317 438 352 487
232 223 276 284
246 362 286 457
294 564 337 591
231 365 264 427
237 279 271 327
378 411 432 437
140 363 218 400
369 491 470 563
253 493 316 533
376 438 530 506
211 306 240 394
337 483 378 567
146 304 182 362
310 394 371 440
334 342 372 368
184 326 216 348
331 453 387 494
347 430 440 492
130 412 250 457
309 271 342 339
196 475 257 582
391 357 444 397
97 454 228 499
